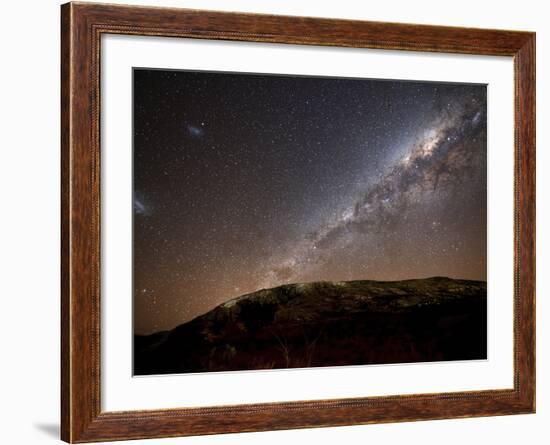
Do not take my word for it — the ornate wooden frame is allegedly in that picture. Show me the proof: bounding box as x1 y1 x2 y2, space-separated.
61 2 535 442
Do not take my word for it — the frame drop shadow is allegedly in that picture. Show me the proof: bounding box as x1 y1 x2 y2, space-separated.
33 422 59 439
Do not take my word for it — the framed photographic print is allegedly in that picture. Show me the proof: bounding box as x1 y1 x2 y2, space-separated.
61 2 535 442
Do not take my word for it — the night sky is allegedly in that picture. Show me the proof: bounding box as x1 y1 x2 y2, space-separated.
133 69 487 335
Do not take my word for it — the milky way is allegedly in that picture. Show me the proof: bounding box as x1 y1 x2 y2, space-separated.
133 69 486 334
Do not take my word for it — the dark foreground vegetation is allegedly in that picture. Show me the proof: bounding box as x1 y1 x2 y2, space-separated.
134 277 487 375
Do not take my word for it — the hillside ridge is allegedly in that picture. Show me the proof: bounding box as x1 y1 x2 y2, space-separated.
134 277 487 375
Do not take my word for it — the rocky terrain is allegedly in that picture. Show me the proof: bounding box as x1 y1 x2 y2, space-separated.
134 277 487 375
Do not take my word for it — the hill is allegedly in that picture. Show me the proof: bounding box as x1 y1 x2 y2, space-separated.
134 277 487 375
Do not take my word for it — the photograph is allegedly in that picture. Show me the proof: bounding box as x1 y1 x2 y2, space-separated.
132 69 488 375
55 2 536 442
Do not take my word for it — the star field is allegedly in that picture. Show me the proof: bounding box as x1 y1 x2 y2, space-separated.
133 69 487 334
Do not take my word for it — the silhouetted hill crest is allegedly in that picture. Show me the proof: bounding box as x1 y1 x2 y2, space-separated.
134 277 487 375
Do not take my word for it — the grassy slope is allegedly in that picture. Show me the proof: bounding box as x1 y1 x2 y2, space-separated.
134 277 487 375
